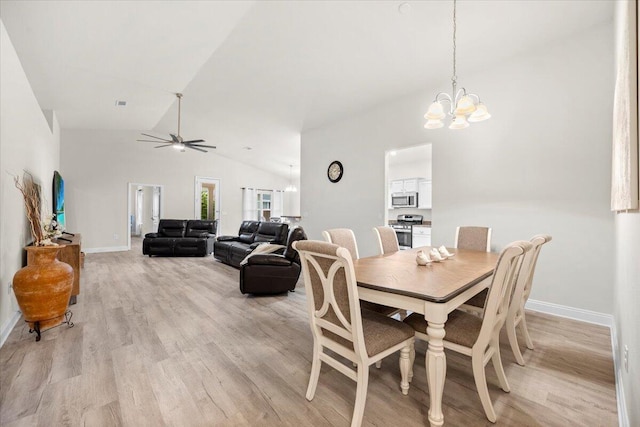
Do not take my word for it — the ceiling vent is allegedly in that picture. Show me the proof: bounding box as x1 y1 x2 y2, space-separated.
115 100 127 107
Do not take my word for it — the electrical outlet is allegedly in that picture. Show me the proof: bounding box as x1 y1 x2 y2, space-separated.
624 345 629 372
113 233 119 241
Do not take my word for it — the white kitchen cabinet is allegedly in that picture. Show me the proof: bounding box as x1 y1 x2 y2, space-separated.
412 226 431 248
390 180 404 194
418 180 432 209
390 178 422 194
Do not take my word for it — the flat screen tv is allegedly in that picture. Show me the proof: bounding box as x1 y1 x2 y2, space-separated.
52 171 65 230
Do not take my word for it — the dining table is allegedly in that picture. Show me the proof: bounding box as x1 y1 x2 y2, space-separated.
353 246 499 427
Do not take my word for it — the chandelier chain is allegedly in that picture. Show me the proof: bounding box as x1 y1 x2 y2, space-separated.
451 0 457 89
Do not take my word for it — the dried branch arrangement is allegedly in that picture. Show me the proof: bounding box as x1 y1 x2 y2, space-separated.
14 171 46 245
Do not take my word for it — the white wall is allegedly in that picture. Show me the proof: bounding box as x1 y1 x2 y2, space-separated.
60 129 290 251
301 22 615 314
614 213 639 426
0 20 61 340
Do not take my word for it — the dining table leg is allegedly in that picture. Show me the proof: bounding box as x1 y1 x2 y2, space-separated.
426 314 447 426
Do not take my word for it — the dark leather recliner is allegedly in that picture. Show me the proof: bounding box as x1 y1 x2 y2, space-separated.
143 219 216 256
239 226 307 294
213 221 289 268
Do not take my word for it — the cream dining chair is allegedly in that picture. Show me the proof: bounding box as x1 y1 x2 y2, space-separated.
293 240 414 427
323 228 399 317
464 234 552 365
455 226 492 252
372 226 399 255
456 226 493 316
404 240 532 423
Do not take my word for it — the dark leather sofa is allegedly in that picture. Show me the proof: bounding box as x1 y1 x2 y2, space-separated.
143 219 217 256
240 226 307 294
213 221 289 268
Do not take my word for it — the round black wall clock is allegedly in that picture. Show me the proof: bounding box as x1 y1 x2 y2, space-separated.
327 161 344 183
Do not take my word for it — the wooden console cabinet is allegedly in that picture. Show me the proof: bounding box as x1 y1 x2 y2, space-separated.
28 234 82 305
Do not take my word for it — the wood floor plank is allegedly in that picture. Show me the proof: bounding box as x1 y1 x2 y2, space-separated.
0 238 619 426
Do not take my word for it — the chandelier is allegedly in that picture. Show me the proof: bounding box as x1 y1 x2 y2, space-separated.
285 165 297 192
424 0 491 130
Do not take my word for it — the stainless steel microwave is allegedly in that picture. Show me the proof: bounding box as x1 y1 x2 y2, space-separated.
391 192 418 208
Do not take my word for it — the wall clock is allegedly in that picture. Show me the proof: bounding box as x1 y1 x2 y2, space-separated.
327 160 344 183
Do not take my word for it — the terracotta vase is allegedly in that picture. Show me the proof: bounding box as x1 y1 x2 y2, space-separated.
13 245 73 339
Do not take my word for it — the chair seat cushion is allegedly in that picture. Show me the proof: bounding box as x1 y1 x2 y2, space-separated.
404 310 482 349
325 309 414 357
465 289 488 308
360 301 399 317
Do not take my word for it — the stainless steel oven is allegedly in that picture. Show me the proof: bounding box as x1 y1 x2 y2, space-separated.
390 214 423 250
391 192 418 208
394 227 412 249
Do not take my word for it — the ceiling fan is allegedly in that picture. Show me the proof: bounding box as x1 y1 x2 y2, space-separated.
137 93 216 153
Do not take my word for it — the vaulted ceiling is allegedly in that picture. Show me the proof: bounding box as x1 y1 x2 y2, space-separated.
0 1 613 176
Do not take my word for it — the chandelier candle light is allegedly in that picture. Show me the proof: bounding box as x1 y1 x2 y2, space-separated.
285 165 297 192
424 0 491 130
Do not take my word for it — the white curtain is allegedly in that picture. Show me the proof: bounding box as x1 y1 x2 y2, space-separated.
272 190 284 219
611 0 639 211
242 188 258 220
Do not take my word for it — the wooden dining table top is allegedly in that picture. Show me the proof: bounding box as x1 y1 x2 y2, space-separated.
353 246 499 303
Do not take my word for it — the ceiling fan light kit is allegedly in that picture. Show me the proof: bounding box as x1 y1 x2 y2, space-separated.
136 93 216 152
424 0 491 130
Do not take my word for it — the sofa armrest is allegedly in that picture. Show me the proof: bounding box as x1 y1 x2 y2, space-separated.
145 232 159 238
246 254 292 266
217 235 239 242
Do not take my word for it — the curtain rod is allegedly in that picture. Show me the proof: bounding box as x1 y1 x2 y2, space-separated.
241 187 284 192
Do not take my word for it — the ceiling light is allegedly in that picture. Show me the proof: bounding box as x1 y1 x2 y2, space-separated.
285 165 297 192
424 0 491 130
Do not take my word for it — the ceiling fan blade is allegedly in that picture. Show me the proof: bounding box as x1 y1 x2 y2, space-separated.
137 139 172 143
183 139 205 144
154 144 174 149
141 133 171 142
190 144 217 149
169 133 180 143
186 145 207 153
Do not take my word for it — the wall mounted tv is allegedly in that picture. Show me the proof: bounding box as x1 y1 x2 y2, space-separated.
52 171 65 230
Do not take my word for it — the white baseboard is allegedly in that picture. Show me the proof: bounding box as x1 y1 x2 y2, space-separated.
0 310 22 348
610 323 630 427
83 246 129 254
525 299 613 327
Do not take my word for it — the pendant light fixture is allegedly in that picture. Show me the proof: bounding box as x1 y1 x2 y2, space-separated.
424 0 491 130
285 165 297 192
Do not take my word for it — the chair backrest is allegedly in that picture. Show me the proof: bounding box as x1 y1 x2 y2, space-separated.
455 226 492 252
238 220 260 243
185 220 216 237
157 219 187 237
283 226 308 263
322 228 360 260
254 222 289 244
293 240 367 360
475 241 532 349
372 226 399 255
509 234 552 318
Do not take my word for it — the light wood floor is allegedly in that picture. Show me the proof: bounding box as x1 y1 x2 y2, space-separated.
1 240 618 426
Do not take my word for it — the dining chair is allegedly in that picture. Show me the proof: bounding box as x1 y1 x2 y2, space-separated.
464 234 552 366
404 240 532 423
372 226 399 255
455 226 492 252
456 226 493 315
293 240 414 427
323 228 399 317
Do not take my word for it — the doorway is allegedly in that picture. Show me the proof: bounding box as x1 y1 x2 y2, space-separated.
127 183 163 250
194 177 221 230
